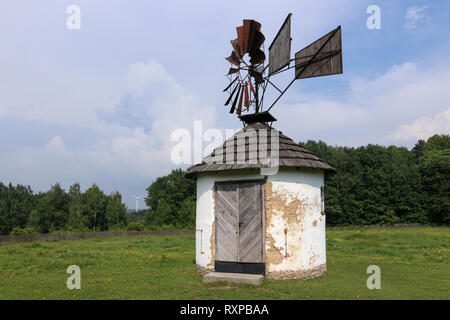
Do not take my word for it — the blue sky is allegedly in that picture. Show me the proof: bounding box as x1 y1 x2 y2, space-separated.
1 1 449 209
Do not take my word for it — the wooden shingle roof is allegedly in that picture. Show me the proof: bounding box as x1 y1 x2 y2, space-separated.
185 122 335 178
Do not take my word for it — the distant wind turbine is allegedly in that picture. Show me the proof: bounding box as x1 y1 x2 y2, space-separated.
133 195 142 212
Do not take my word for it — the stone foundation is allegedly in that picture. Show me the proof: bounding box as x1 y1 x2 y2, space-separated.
196 265 213 275
197 264 326 280
265 264 327 280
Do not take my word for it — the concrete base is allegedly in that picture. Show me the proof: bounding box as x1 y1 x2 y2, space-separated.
203 272 264 286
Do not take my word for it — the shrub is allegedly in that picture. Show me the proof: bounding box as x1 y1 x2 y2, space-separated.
108 222 128 231
10 227 37 235
126 222 144 231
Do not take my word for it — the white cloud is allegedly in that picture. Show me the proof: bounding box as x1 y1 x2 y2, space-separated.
45 136 67 154
388 109 450 141
0 59 223 206
404 5 429 30
276 60 450 146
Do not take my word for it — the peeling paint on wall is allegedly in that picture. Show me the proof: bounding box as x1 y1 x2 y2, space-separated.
264 182 286 265
264 177 326 276
195 169 326 280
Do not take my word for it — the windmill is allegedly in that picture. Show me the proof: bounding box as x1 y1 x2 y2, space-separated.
224 13 343 124
133 195 141 212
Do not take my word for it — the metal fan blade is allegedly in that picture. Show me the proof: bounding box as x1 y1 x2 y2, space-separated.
229 85 241 114
249 69 264 84
227 67 239 75
241 20 251 54
223 76 238 92
244 81 249 110
247 20 262 51
236 26 246 56
231 39 243 60
225 51 240 66
248 75 256 95
250 29 265 53
249 49 265 65
224 83 239 105
237 84 244 116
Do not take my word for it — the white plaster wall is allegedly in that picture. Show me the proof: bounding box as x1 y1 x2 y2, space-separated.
195 168 326 273
265 169 326 273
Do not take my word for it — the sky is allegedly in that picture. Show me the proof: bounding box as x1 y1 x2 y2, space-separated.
1 1 449 209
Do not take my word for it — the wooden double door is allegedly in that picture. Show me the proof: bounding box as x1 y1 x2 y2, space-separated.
214 180 265 275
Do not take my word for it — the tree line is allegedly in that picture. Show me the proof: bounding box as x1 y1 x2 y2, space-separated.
141 134 449 228
302 134 449 225
0 183 127 235
1 134 448 235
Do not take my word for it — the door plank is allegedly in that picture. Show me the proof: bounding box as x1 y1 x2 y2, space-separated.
238 182 263 263
215 183 239 262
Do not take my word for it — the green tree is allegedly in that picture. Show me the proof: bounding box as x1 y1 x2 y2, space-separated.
302 140 426 226
67 183 87 230
27 183 69 233
144 169 196 228
0 183 35 234
423 134 450 153
84 184 109 231
419 149 450 224
105 191 127 228
412 139 426 160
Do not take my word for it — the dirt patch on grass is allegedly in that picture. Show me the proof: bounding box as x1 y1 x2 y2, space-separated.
210 285 238 290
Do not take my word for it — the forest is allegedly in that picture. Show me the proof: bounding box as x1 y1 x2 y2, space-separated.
0 183 128 235
303 134 449 226
0 134 448 235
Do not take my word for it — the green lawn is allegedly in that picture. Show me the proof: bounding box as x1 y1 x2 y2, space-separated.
0 226 448 299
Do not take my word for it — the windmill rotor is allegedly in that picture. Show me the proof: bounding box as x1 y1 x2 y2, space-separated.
224 13 343 123
224 19 266 116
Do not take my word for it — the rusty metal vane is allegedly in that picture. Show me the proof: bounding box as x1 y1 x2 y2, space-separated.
224 19 266 115
224 14 343 121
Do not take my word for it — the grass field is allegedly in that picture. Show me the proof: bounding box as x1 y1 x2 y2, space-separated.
0 226 448 299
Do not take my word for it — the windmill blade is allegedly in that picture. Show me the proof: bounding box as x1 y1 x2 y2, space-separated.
232 19 264 66
249 48 265 65
227 67 239 75
231 39 244 59
236 25 246 56
249 69 264 84
248 75 256 95
223 76 238 92
247 20 261 50
225 51 240 66
237 84 244 115
224 82 239 106
248 30 265 64
240 20 252 53
295 26 342 80
244 81 249 109
269 13 292 75
229 84 241 114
